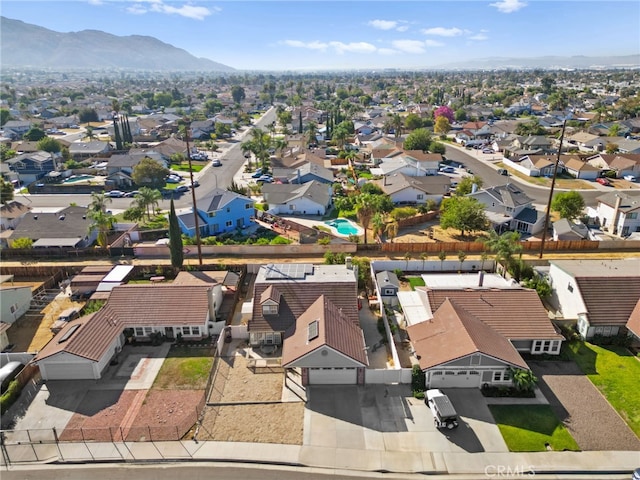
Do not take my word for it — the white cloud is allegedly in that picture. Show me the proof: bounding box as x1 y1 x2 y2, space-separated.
425 39 444 47
469 33 488 41
281 40 329 51
396 25 409 32
421 27 465 37
377 48 398 56
489 0 527 13
392 39 426 54
329 41 377 54
368 19 398 30
87 0 103 5
126 0 215 20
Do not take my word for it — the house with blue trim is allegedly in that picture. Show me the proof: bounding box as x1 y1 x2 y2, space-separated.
177 188 255 238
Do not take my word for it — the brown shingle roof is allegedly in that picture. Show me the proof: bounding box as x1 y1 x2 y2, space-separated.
35 284 212 362
420 288 562 340
626 299 640 338
281 295 368 367
407 299 528 370
249 266 358 333
576 277 640 326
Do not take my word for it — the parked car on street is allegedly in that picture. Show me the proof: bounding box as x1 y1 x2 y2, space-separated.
439 166 455 174
596 177 612 186
190 180 200 188
251 168 264 178
106 190 125 198
482 148 494 154
623 174 637 182
175 185 189 193
212 159 222 167
256 174 273 183
124 190 140 198
497 168 509 176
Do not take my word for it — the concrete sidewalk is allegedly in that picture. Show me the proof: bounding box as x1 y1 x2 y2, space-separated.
2 439 638 475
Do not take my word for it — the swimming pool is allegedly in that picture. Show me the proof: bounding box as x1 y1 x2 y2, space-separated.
324 218 361 236
63 175 95 184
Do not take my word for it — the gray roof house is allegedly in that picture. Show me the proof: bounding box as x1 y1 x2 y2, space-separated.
272 162 335 185
68 141 111 159
376 173 450 205
9 205 98 248
552 218 591 241
468 183 545 235
375 270 400 306
262 180 332 216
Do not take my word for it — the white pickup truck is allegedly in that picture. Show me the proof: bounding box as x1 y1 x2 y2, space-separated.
425 389 459 430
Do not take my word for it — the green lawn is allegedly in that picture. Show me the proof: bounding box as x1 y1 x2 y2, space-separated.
172 163 204 173
152 346 214 391
408 276 426 289
489 405 580 452
567 341 640 436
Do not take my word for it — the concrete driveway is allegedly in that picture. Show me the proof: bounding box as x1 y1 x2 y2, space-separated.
303 385 507 454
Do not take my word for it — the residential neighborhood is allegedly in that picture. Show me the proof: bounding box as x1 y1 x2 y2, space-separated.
1 27 640 478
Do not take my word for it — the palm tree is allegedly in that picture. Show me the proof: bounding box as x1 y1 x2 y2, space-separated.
87 192 114 247
509 367 538 393
240 142 253 171
438 251 447 271
84 126 95 141
135 187 161 220
404 252 412 271
89 191 111 212
484 230 522 276
306 121 318 146
371 213 385 242
480 250 489 272
391 114 403 139
355 193 376 244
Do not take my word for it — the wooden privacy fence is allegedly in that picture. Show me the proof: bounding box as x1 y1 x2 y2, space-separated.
378 239 603 255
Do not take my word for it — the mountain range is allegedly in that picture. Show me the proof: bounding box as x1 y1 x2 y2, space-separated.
0 17 235 72
1 16 637 72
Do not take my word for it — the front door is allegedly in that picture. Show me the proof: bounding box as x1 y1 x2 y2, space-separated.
165 327 174 339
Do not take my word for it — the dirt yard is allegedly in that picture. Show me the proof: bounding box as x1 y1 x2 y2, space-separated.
198 347 305 444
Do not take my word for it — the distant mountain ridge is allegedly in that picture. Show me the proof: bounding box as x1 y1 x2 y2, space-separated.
434 55 640 70
0 17 235 72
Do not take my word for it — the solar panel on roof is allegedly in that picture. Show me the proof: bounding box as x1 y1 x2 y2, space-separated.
58 324 81 343
265 263 313 280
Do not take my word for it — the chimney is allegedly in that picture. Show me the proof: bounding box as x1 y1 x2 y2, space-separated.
478 270 484 287
471 183 478 194
345 256 353 270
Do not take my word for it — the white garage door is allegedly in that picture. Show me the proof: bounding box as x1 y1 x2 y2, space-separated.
41 362 96 380
308 367 357 384
429 370 481 388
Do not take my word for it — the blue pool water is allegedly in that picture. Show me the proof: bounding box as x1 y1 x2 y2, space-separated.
325 218 360 235
63 175 95 184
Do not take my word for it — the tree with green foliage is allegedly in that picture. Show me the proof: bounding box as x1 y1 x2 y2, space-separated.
78 108 99 124
404 113 423 131
37 137 62 153
231 85 246 104
455 175 484 196
132 158 169 190
403 128 432 151
429 141 446 154
391 114 403 139
508 367 538 393
522 275 552 299
440 196 488 237
551 191 586 221
168 199 184 269
438 251 447 271
0 144 16 162
0 180 14 204
87 198 114 248
11 237 33 249
0 108 11 126
23 127 46 141
122 205 145 223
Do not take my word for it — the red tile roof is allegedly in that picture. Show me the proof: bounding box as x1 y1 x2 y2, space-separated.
282 295 368 367
419 288 562 340
407 298 528 370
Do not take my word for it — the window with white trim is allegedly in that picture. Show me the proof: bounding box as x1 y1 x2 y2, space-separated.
417 194 424 200
225 220 233 227
289 204 296 210
192 326 200 336
263 304 278 315
493 371 510 382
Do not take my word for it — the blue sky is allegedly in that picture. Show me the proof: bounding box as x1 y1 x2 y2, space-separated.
2 1 639 71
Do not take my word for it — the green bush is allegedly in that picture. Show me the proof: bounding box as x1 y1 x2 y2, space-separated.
270 236 291 245
0 379 22 414
411 364 426 394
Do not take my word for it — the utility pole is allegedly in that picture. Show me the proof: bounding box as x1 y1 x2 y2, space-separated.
183 121 203 266
538 118 568 259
